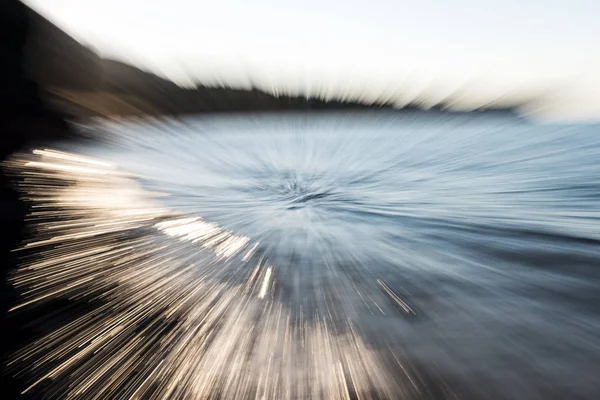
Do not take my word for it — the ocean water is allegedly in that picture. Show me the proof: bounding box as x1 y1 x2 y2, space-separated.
7 113 600 399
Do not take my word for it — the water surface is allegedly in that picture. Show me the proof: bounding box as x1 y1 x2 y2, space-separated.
8 113 600 399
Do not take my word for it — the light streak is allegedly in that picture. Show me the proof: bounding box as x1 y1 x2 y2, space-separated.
3 149 415 399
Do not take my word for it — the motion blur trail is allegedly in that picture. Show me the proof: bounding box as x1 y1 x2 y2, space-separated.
5 113 600 399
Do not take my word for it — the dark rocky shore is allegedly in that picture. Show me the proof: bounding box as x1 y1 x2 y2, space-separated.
0 1 73 398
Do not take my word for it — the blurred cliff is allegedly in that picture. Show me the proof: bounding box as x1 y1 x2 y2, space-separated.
22 5 524 119
23 6 385 118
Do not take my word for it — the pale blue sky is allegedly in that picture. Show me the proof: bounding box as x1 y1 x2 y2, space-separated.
25 0 600 120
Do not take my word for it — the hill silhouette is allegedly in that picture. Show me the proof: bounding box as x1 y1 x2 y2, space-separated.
24 5 524 119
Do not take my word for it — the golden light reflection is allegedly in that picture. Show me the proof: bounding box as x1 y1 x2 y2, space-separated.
4 149 421 399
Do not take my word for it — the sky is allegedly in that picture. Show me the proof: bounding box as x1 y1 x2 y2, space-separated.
24 0 600 120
